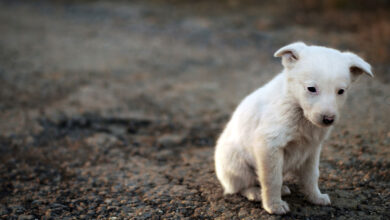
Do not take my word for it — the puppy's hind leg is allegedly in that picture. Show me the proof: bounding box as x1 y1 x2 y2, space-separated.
218 164 257 196
215 146 256 196
241 184 289 201
241 186 261 201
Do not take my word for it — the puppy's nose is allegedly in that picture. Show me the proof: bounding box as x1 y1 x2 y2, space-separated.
322 115 335 125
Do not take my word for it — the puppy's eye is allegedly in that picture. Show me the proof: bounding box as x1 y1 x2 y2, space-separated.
307 87 317 93
338 89 345 95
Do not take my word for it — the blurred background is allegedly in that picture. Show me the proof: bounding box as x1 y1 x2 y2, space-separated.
0 0 389 219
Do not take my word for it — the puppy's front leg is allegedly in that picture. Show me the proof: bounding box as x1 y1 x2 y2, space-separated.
255 145 289 214
298 145 330 205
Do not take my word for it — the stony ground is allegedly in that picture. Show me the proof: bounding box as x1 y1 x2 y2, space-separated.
0 0 389 219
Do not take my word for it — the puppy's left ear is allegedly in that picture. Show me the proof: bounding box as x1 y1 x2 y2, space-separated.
274 42 307 69
344 52 373 81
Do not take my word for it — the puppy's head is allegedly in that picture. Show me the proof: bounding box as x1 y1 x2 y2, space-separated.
274 42 373 127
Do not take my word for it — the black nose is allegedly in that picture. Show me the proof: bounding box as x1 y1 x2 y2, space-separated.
322 115 335 125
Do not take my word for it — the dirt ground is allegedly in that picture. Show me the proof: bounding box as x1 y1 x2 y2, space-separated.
0 0 389 219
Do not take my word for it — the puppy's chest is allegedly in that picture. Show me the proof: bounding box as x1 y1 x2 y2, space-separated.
283 141 313 172
282 127 326 172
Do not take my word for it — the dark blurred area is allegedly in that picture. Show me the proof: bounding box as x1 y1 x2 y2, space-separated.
0 0 389 219
57 0 390 80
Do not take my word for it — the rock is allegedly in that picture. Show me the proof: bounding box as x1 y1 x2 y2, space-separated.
333 198 359 209
0 205 9 215
31 200 43 208
18 215 35 220
45 209 52 217
86 133 118 148
104 199 113 204
238 208 249 218
50 203 66 209
140 212 152 219
10 206 25 215
157 134 185 148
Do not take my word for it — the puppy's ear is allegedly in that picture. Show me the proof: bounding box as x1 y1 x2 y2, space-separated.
274 42 307 69
343 52 373 82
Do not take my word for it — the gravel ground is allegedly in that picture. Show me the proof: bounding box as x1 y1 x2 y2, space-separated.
0 0 389 219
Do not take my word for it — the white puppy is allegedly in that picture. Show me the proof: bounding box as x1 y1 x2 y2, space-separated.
214 42 373 214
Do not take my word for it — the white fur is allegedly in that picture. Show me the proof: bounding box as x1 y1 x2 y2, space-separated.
214 42 372 214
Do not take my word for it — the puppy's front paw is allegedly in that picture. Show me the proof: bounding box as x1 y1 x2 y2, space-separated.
308 193 331 205
263 200 290 215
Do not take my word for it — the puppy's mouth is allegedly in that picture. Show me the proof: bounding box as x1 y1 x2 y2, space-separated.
302 110 327 128
307 117 324 128
307 115 335 128
312 120 330 128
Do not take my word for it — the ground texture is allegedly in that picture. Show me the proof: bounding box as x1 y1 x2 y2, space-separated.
0 0 389 219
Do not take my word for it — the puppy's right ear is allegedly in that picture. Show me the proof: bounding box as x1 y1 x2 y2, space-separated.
343 52 373 82
274 42 307 69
